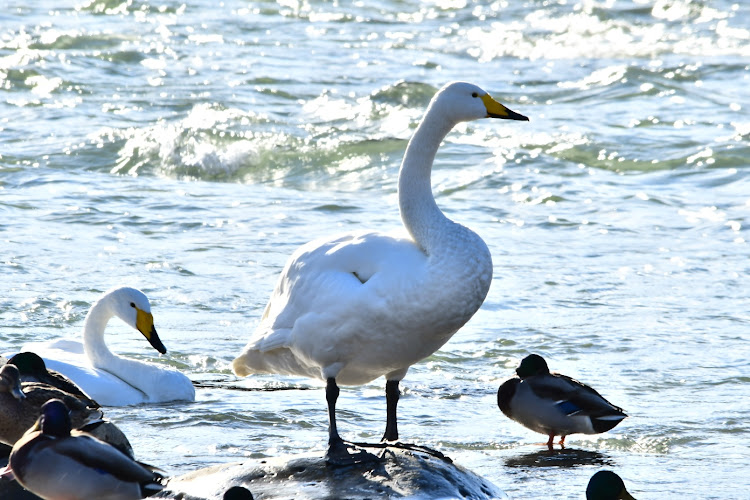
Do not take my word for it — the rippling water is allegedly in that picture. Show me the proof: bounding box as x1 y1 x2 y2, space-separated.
2 1 749 498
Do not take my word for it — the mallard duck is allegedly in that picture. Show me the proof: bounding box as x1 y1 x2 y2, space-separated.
0 364 133 458
586 471 636 499
233 82 528 463
497 354 627 449
8 399 163 500
224 486 254 500
9 352 99 408
20 287 195 406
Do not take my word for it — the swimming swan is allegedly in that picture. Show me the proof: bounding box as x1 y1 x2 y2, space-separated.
497 354 627 449
21 287 195 406
233 82 528 463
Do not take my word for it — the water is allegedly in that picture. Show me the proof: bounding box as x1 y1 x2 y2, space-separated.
1 0 749 498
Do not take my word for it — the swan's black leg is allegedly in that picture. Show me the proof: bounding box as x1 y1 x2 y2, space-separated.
325 377 345 453
324 377 378 466
382 379 400 442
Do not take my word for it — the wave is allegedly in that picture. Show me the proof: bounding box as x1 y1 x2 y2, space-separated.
460 1 749 61
97 83 433 188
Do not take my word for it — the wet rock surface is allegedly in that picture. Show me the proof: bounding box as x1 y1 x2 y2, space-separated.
1 442 507 499
155 444 508 500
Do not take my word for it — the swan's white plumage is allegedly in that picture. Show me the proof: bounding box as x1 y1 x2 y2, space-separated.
233 82 521 387
20 287 195 406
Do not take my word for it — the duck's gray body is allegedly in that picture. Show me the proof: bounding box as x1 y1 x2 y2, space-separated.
497 354 627 447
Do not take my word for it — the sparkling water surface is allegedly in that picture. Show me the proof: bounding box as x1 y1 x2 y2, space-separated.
2 1 749 498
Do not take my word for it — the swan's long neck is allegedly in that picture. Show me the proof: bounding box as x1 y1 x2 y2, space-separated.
398 104 457 253
83 298 150 396
83 298 117 366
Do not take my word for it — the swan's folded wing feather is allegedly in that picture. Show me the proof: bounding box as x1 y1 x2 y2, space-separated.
250 231 425 346
250 328 293 352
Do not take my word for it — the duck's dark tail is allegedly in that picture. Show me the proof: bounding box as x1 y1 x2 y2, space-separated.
591 412 627 433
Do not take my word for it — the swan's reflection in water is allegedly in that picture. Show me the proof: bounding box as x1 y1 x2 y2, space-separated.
504 448 613 469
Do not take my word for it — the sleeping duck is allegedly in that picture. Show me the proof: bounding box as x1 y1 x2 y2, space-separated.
0 364 133 459
9 352 100 409
586 470 636 499
497 354 627 449
7 399 163 500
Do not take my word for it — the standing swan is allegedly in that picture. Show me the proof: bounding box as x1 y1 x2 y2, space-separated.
233 82 528 463
21 287 195 406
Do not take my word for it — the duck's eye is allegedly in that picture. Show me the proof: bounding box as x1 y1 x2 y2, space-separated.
130 302 136 308
471 92 479 98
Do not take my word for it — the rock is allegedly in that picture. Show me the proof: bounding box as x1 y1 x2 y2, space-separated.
156 444 508 500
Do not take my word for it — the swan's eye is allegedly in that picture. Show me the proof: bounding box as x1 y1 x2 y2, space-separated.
130 302 136 308
471 92 478 98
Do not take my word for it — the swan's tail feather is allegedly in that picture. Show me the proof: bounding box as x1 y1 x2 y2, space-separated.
232 349 319 380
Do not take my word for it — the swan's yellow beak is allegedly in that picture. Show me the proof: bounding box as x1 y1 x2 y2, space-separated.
481 94 529 121
136 309 167 354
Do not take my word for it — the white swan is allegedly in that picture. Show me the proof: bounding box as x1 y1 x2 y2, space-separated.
233 81 528 463
20 287 195 406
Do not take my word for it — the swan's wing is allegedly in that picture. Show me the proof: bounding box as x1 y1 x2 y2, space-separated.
43 370 100 408
247 230 426 352
30 356 147 406
22 339 85 356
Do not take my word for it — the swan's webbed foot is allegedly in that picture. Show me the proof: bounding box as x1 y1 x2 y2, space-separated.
325 437 379 467
378 441 453 463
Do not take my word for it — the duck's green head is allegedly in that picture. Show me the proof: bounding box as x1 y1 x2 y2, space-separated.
516 354 549 379
224 486 255 500
9 352 47 376
40 399 72 438
586 471 635 500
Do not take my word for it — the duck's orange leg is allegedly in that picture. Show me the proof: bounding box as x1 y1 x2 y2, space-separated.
559 435 566 448
546 434 555 450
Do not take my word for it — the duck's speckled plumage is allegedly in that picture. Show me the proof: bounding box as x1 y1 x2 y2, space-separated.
0 364 133 458
9 352 100 408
